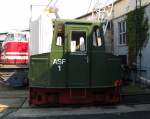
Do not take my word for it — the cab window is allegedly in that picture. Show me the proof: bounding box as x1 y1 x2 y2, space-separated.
71 31 86 52
56 33 64 46
93 27 103 47
56 24 64 46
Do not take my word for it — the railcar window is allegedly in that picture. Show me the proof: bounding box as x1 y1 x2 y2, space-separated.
71 31 86 52
6 34 14 41
93 28 102 47
15 34 26 41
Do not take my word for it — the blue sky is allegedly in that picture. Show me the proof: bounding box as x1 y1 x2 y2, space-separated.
0 0 113 32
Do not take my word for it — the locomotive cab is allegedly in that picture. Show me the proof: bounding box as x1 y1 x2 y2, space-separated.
0 32 28 64
50 20 105 87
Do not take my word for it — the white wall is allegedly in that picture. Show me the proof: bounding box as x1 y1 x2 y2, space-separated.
113 16 128 56
30 13 55 55
113 0 130 18
141 0 150 7
113 0 150 19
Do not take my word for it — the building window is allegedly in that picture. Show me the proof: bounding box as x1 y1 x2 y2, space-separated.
118 21 126 45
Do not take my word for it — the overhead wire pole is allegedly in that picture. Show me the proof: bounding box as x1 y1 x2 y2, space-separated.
53 0 59 18
139 0 142 81
135 0 138 84
103 0 114 34
47 0 53 7
53 0 58 7
134 0 142 84
87 0 93 13
135 0 142 84
45 0 59 18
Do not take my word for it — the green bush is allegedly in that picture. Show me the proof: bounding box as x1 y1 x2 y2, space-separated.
127 7 149 65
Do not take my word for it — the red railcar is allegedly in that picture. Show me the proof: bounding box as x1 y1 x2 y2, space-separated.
0 32 29 87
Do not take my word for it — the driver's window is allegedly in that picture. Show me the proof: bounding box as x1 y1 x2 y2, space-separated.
6 34 14 41
71 31 86 52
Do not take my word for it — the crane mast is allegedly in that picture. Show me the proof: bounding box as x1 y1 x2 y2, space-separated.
92 0 114 34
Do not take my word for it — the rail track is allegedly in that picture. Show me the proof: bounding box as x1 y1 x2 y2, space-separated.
0 84 27 119
1 84 150 109
1 84 150 119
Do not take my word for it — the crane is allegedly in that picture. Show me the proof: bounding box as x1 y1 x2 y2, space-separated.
92 0 114 34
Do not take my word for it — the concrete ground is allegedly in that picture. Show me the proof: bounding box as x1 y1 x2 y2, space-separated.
6 111 150 119
1 84 150 119
0 84 27 118
5 102 150 119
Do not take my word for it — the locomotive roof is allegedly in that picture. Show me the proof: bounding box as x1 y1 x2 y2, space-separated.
53 18 100 25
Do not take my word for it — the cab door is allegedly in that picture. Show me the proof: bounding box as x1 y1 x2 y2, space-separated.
65 25 89 87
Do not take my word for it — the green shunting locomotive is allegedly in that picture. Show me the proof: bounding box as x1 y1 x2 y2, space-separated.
29 13 122 105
